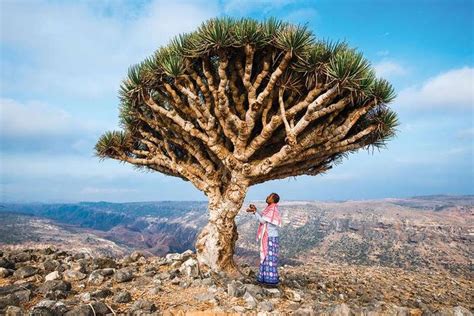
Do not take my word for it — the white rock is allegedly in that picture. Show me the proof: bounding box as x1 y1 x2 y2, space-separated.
165 253 181 261
45 271 60 281
243 291 257 309
179 258 199 278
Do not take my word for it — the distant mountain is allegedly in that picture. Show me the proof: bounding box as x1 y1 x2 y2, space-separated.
1 195 472 276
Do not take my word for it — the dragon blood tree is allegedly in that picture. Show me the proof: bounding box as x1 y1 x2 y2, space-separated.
95 17 399 273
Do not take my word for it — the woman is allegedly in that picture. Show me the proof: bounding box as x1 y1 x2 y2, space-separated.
246 193 282 286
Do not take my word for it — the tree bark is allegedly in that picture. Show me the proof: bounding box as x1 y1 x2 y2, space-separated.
195 175 248 274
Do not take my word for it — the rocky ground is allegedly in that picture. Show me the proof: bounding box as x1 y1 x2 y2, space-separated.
0 247 472 315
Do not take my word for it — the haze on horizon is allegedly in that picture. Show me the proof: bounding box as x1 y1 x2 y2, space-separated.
1 0 473 203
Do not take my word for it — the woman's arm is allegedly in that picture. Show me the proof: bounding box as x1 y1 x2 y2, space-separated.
254 210 267 224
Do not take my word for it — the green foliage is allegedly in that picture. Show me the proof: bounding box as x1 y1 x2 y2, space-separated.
95 130 131 159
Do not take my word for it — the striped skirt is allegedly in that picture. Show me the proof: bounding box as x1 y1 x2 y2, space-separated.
257 236 280 285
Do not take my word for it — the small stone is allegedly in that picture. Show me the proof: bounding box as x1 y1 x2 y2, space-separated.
0 295 19 310
149 286 162 295
294 307 315 316
91 288 113 299
14 289 31 303
5 306 23 316
227 280 245 297
0 267 12 277
265 288 281 297
45 271 60 281
38 280 72 294
88 270 105 285
63 269 86 282
258 301 274 312
114 268 133 283
453 306 473 316
243 291 257 309
113 291 132 303
42 260 59 272
179 258 199 278
328 303 352 316
180 249 194 261
91 257 116 270
165 253 182 261
100 268 115 276
233 306 247 313
0 258 15 269
131 300 157 313
195 292 215 302
13 266 37 278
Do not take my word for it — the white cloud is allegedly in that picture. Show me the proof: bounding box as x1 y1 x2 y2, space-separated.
374 60 407 78
456 127 474 140
0 0 218 99
0 98 99 138
396 66 474 110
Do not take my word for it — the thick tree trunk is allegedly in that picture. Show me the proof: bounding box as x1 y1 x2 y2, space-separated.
195 174 248 274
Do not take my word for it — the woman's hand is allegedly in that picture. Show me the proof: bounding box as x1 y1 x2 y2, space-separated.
246 204 257 213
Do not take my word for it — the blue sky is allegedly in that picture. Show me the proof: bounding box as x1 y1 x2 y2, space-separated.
1 0 473 203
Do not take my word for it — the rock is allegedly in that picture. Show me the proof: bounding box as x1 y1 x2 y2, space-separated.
453 306 473 316
13 265 37 278
0 283 34 296
0 294 19 309
233 306 247 313
71 260 87 273
149 286 162 295
265 287 282 297
100 268 115 276
64 305 91 316
113 291 132 303
258 301 274 312
38 280 71 293
114 268 133 283
165 253 181 262
294 307 315 316
171 261 182 269
245 284 264 297
45 271 60 281
179 258 199 278
34 299 56 309
87 270 105 285
287 289 302 302
243 291 257 309
41 260 59 272
195 292 215 302
30 306 55 316
180 249 194 261
327 303 353 316
91 288 113 299
5 306 23 316
0 267 12 277
131 300 157 313
80 292 91 302
91 257 116 270
90 301 111 314
227 280 245 297
11 252 31 263
0 257 15 269
130 251 144 262
63 269 86 282
288 302 301 311
65 302 110 316
14 289 31 303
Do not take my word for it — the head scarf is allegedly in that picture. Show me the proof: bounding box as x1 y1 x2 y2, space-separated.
256 202 282 263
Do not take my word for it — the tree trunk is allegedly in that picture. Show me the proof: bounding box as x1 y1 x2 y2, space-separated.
195 174 248 274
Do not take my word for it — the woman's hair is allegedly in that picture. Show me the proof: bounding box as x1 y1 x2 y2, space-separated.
270 192 280 203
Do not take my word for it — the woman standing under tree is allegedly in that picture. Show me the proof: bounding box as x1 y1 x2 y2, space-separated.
247 193 282 286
